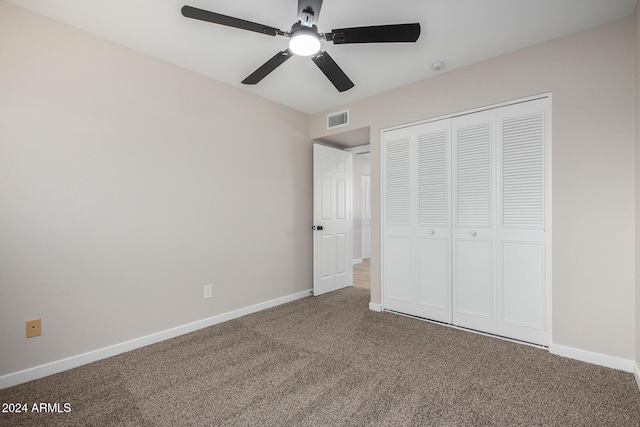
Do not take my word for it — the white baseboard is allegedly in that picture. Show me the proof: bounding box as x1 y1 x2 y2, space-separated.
634 361 640 392
352 258 363 265
0 289 312 390
549 343 635 373
369 302 382 312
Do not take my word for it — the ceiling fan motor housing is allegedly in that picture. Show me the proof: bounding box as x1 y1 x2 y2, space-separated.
300 8 316 27
290 21 319 36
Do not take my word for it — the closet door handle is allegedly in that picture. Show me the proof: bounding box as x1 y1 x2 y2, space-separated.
428 229 435 235
469 231 477 237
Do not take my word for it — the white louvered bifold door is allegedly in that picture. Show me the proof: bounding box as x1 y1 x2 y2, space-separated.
382 120 452 321
382 127 414 314
452 110 498 334
381 97 550 347
496 98 550 345
413 120 452 323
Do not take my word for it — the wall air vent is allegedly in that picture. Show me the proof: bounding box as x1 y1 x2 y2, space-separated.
327 110 349 129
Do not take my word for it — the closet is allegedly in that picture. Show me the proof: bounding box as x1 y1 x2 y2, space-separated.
382 97 550 346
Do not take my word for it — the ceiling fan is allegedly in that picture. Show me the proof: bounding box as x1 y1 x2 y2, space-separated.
181 0 421 92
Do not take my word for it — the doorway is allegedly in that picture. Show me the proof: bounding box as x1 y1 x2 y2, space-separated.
314 129 371 292
351 149 371 290
353 259 371 290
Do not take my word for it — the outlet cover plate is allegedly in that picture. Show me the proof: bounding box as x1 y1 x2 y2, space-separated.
26 319 41 338
204 285 213 299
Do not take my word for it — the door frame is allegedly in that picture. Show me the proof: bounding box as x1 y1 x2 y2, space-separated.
361 174 371 260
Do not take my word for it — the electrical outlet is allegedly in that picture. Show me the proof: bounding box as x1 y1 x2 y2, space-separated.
204 284 213 299
26 319 41 338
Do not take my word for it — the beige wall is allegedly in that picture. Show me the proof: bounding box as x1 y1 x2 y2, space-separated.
0 2 312 376
635 7 640 377
352 154 371 260
1 0 637 379
312 17 636 360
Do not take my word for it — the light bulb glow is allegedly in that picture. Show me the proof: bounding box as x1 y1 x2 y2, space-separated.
289 32 321 56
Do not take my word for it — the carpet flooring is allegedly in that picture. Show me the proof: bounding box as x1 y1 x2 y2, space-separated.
1 287 639 426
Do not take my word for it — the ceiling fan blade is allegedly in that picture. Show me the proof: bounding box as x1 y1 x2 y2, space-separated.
297 0 323 26
242 49 294 85
311 51 354 92
328 23 420 44
181 5 284 36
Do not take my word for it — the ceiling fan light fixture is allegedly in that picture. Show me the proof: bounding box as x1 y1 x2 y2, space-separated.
289 30 321 56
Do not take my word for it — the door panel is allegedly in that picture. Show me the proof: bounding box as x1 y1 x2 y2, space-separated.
413 120 452 322
501 242 545 328
382 129 413 312
336 179 347 220
415 237 450 322
320 234 332 279
336 233 347 276
321 177 332 220
454 239 495 332
496 97 550 345
383 235 412 313
498 241 547 344
452 110 497 335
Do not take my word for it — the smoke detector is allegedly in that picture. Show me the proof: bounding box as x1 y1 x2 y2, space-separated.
431 61 445 71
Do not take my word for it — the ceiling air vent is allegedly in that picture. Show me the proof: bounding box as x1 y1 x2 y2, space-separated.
327 110 349 129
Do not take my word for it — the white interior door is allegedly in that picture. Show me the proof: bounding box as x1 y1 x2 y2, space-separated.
313 144 353 296
413 120 452 323
382 128 413 314
495 98 550 345
382 119 452 323
452 109 497 335
361 175 371 259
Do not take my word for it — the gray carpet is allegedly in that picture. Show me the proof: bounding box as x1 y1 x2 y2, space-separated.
1 287 639 426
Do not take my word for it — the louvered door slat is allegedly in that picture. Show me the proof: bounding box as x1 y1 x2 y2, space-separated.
501 113 545 229
385 137 411 225
418 130 448 226
455 123 492 227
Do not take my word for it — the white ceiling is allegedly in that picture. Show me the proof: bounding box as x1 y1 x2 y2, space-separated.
5 0 638 114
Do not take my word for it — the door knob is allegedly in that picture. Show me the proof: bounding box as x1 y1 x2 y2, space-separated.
317 225 324 231
428 229 435 235
469 231 477 237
